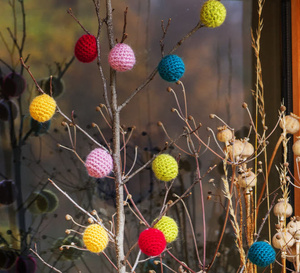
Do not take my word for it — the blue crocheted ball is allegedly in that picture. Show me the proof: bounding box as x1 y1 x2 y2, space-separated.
158 55 185 82
248 241 276 267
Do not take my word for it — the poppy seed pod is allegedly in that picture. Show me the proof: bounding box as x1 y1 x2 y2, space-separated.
273 198 293 221
217 126 233 143
292 138 300 156
237 171 256 188
272 231 295 249
280 115 300 134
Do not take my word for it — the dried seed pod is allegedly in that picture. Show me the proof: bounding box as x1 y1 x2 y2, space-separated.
238 171 256 188
273 199 293 220
240 140 254 159
292 138 300 156
286 245 297 262
217 126 233 143
226 139 244 160
287 218 300 239
272 231 295 249
280 115 300 134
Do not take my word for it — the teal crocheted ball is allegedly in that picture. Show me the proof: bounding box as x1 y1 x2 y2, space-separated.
158 55 185 82
248 241 276 267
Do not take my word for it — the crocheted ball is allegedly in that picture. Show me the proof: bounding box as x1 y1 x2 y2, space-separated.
30 118 51 136
40 76 65 99
0 248 17 269
16 255 37 273
74 34 97 63
248 241 276 267
85 148 113 178
83 224 109 253
138 228 166 256
2 72 26 98
108 43 136 72
158 55 185 82
152 154 178 182
29 94 56 123
52 236 84 261
200 0 227 28
0 180 17 205
0 99 19 121
153 216 178 243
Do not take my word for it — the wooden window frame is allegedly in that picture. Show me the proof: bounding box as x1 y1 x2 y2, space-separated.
292 0 300 215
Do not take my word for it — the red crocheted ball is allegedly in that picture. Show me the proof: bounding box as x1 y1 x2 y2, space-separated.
108 43 136 72
74 34 97 63
138 228 166 256
85 148 113 178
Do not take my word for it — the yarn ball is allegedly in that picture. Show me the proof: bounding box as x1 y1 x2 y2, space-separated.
27 190 58 214
85 148 113 178
1 72 26 98
52 236 84 261
0 248 17 269
15 255 37 273
200 0 227 28
29 94 56 122
108 43 136 72
40 76 65 98
0 99 19 121
248 241 276 267
0 180 17 205
30 118 51 136
153 216 178 243
152 154 178 182
138 228 166 256
158 55 185 82
83 224 109 253
74 34 97 63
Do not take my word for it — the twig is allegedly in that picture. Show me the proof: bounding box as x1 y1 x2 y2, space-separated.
120 7 128 43
30 247 62 273
67 8 90 34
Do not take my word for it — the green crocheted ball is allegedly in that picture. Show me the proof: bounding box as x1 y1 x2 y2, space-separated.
152 154 178 182
200 0 226 28
153 216 178 243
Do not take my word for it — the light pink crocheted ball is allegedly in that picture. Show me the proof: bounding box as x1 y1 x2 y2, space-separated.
85 148 113 178
108 43 136 72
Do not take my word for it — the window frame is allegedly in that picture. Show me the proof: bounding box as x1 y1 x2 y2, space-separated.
292 0 300 215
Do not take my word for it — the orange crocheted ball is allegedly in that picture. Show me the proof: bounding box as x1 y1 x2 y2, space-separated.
83 224 109 253
29 94 56 122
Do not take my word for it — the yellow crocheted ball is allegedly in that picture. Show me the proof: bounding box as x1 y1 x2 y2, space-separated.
83 224 109 253
29 94 56 122
153 216 178 243
200 0 226 28
152 154 178 182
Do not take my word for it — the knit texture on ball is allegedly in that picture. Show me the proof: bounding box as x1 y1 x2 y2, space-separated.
153 216 178 243
74 34 97 63
200 0 226 28
29 94 56 123
138 228 166 256
152 154 178 182
108 43 136 72
85 148 113 178
248 241 276 267
83 224 108 253
158 55 185 82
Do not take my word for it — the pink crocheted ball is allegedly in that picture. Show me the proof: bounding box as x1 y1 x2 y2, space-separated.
108 43 136 72
138 228 166 256
74 34 97 63
85 148 113 178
